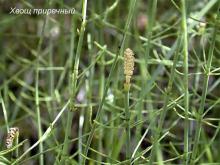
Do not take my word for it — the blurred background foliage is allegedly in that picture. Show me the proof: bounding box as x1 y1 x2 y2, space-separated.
0 0 220 164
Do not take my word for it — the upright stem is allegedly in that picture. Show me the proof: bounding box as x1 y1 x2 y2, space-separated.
35 14 47 165
97 1 105 160
0 93 9 132
61 0 87 163
145 0 157 164
181 0 189 164
149 38 181 164
190 4 219 164
124 88 131 159
35 42 44 165
82 1 136 164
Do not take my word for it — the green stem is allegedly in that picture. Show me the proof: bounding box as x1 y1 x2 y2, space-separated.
97 1 105 161
35 45 44 165
124 87 131 160
181 0 189 164
82 1 137 164
82 43 119 165
12 101 70 165
149 37 181 164
0 92 9 132
190 4 219 164
35 13 48 165
15 132 19 159
145 0 157 164
61 0 87 163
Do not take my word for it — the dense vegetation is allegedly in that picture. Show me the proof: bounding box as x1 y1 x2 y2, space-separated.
0 0 220 164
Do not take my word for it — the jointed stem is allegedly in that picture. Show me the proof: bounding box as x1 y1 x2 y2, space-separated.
61 0 87 163
181 0 189 164
124 87 131 159
82 1 137 164
190 4 219 164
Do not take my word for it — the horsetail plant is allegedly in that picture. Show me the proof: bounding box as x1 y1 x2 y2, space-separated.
82 0 137 164
61 0 88 163
2 0 220 164
6 127 19 159
190 4 220 164
124 48 135 159
181 0 190 164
